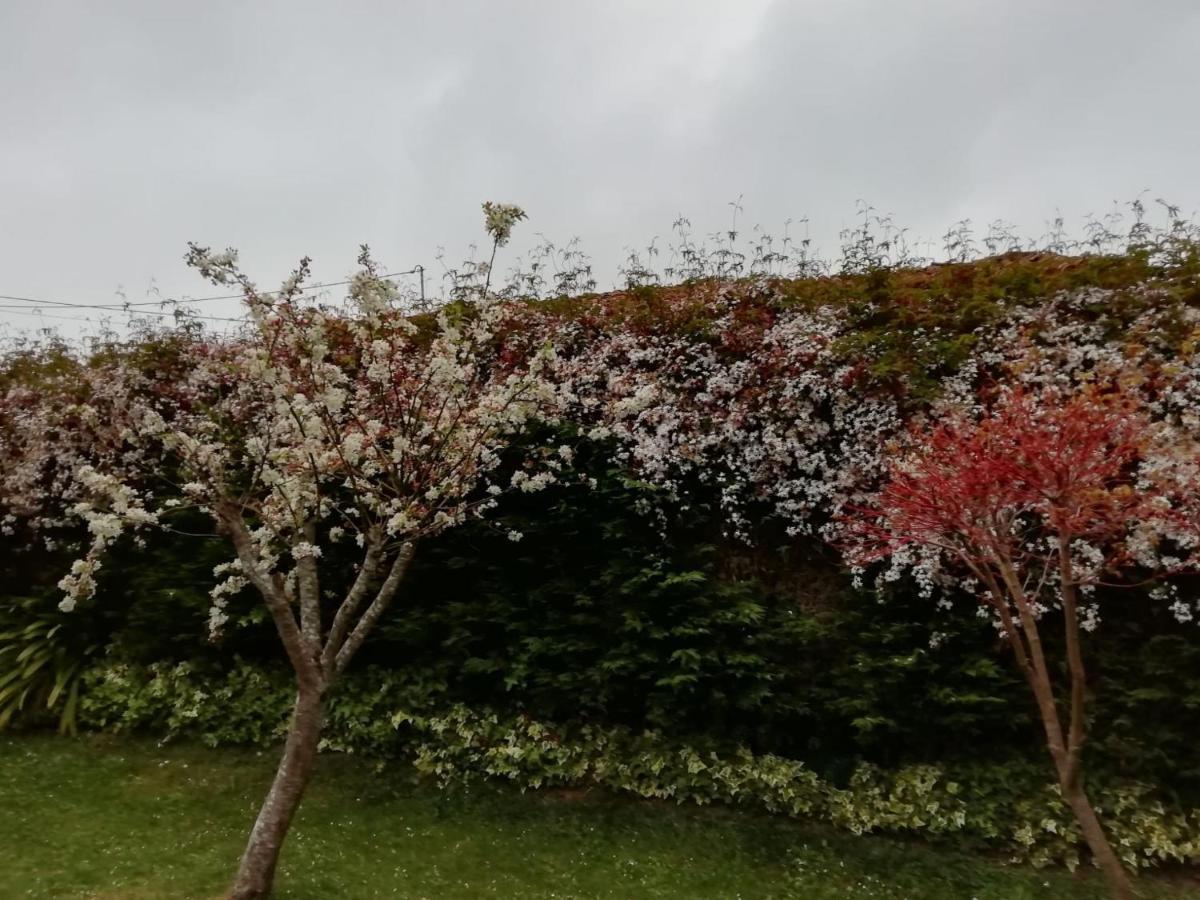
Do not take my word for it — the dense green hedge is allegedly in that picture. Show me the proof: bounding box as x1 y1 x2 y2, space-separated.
7 432 1200 791
6 250 1200 871
74 658 1200 871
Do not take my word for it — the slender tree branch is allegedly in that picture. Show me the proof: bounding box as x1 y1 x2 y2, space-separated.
333 541 416 675
217 501 320 690
1056 530 1089 789
320 534 384 674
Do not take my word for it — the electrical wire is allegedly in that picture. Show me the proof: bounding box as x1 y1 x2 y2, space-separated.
0 266 424 314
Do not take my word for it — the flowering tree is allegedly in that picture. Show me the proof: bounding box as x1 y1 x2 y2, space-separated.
840 387 1200 900
51 204 558 898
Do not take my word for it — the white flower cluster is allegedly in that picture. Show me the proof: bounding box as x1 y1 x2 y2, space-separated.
55 466 159 609
482 202 527 248
550 298 901 542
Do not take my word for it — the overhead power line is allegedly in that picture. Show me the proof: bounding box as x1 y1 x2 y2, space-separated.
2 305 246 324
0 265 425 315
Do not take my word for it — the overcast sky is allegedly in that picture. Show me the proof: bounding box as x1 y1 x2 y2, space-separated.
2 0 1198 336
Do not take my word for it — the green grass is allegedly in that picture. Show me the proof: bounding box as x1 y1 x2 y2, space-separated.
1 735 1197 899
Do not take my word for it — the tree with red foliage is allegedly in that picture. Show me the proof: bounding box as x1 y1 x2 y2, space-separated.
841 386 1199 900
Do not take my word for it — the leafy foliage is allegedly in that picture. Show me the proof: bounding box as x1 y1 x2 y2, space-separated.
6 213 1200 891
70 659 1200 872
13 442 1200 791
0 595 101 733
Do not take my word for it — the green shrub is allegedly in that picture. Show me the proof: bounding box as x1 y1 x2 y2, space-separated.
72 659 1200 871
15 460 1200 791
403 705 1200 871
0 596 102 734
80 660 294 746
79 659 452 754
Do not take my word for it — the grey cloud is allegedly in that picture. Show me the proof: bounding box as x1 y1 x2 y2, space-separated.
1 0 1198 334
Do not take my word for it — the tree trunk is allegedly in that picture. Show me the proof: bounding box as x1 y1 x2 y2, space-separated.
1060 779 1135 900
228 686 326 899
993 570 1134 900
1023 669 1133 900
1023 676 1133 900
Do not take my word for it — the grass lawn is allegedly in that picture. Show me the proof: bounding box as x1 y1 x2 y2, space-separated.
1 735 1197 899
